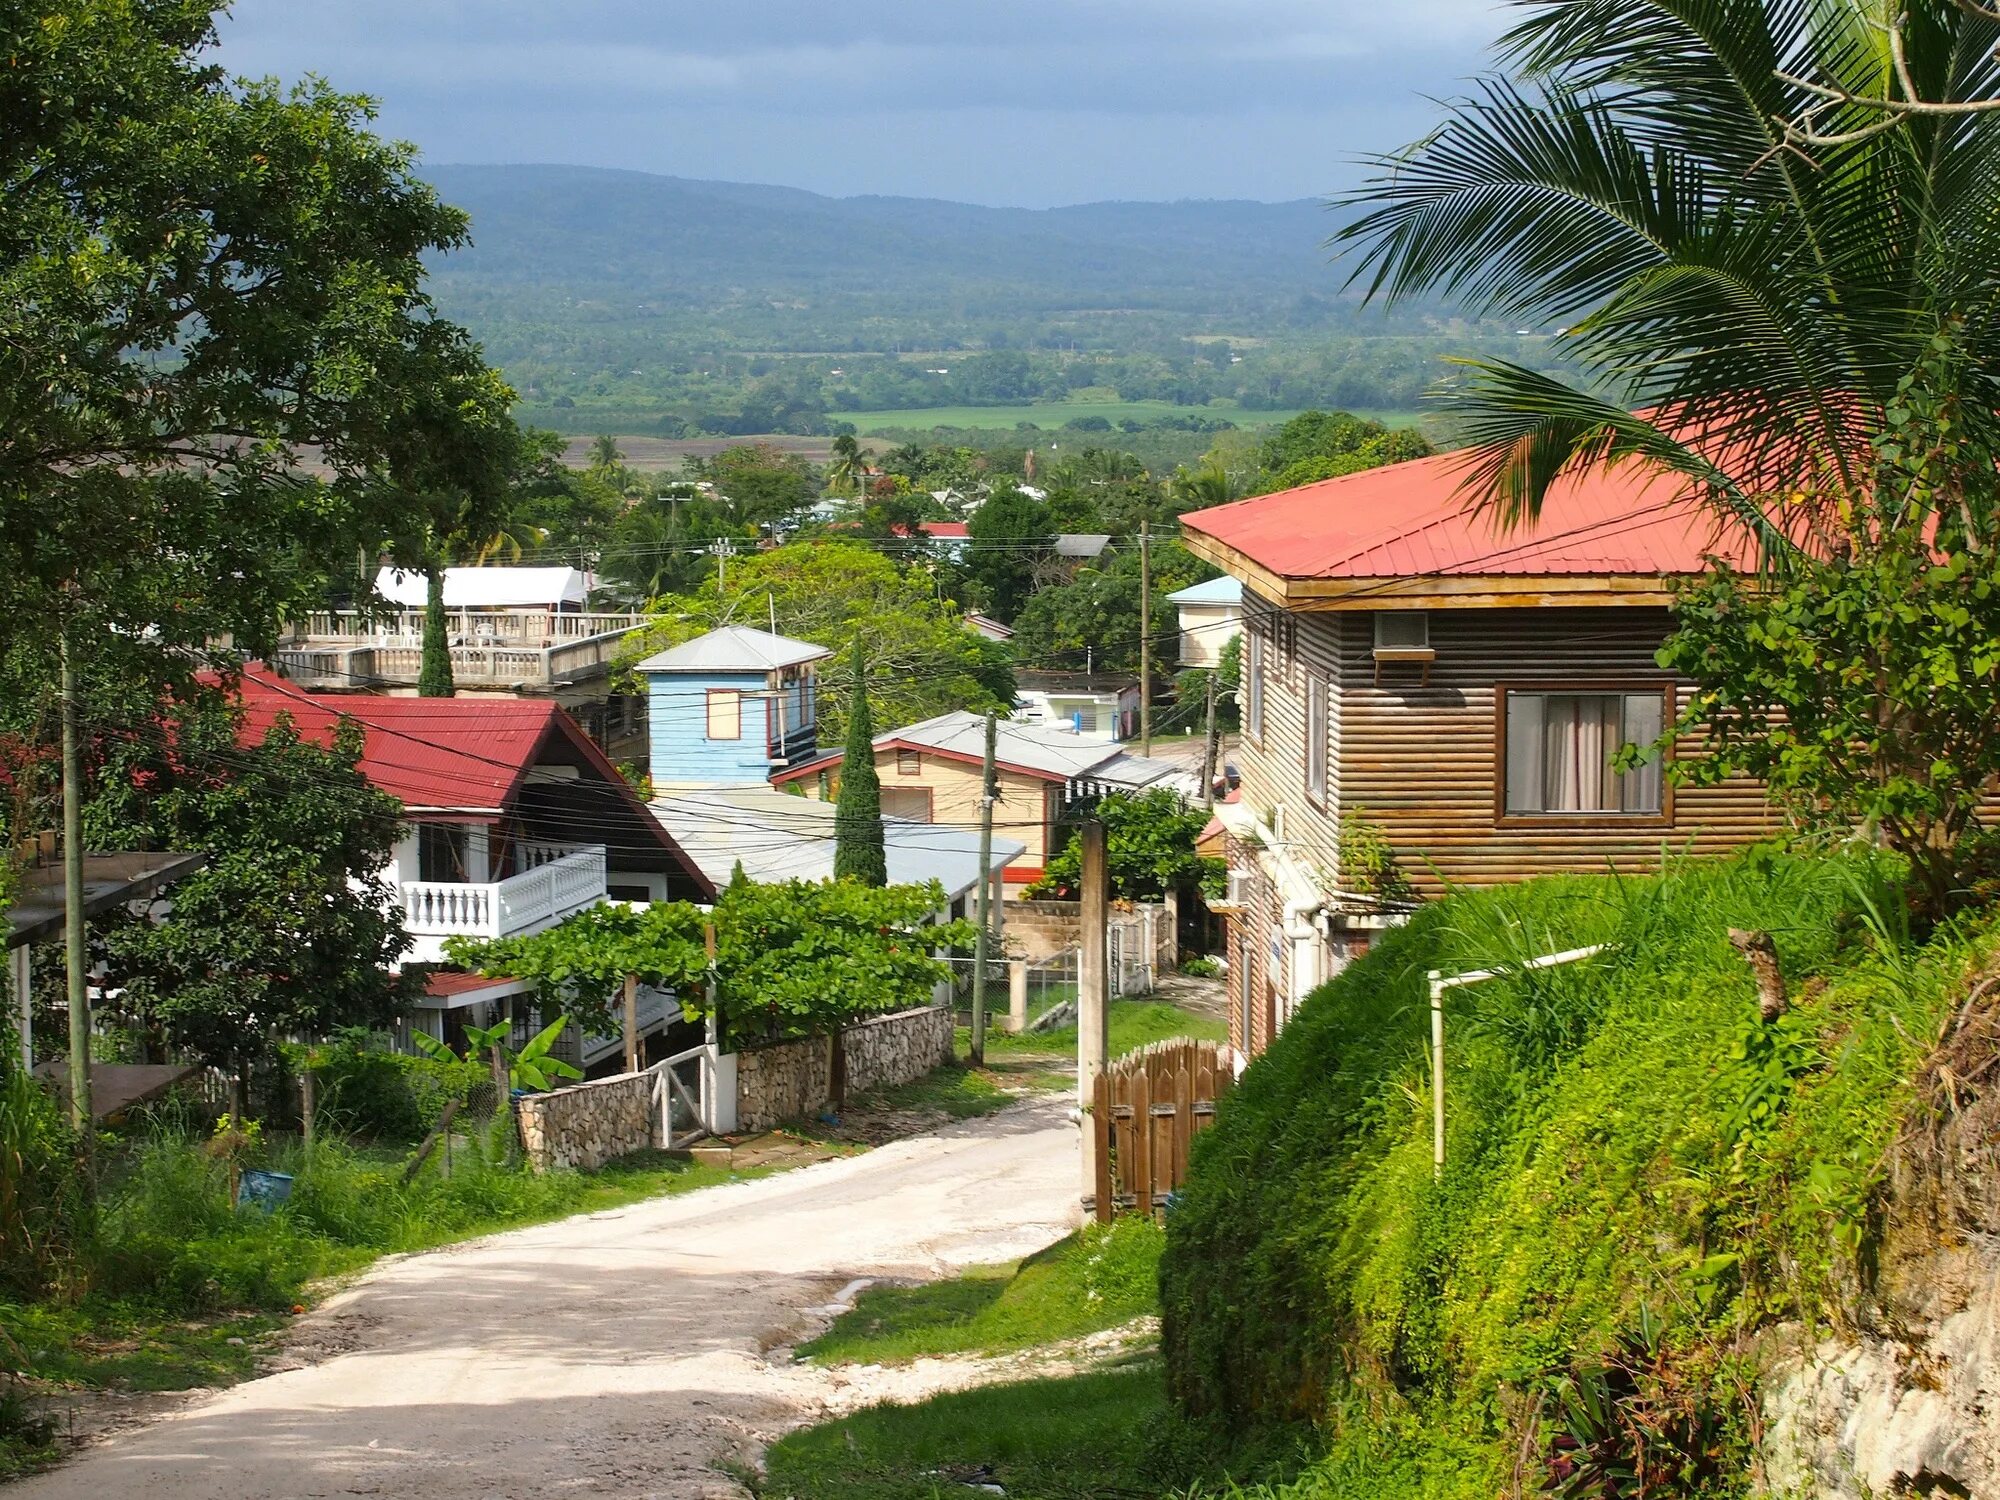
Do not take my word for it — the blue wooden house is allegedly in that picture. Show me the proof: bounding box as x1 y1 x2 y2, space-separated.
635 625 831 790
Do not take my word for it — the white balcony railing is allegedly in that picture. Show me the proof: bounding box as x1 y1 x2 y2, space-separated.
300 610 646 646
402 845 608 946
275 611 648 691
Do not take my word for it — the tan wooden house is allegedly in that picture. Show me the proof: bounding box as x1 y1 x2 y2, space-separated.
1180 452 1779 1060
772 710 1192 892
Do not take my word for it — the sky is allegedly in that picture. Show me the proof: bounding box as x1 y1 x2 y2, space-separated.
213 1 1510 208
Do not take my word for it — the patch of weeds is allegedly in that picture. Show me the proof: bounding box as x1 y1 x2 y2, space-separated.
799 1218 1163 1365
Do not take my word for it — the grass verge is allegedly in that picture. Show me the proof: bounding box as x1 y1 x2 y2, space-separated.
759 1360 1167 1500
798 1218 1163 1366
980 998 1227 1060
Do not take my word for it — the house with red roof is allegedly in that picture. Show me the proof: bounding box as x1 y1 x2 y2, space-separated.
237 672 712 1066
1179 451 1776 1060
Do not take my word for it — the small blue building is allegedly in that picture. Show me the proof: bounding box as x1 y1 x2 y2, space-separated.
635 625 831 790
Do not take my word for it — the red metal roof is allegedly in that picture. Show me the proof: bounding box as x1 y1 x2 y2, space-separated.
919 521 970 539
237 671 559 812
1181 451 1757 583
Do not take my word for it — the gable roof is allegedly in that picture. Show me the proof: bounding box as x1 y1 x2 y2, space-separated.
374 566 590 610
773 709 1192 795
634 625 831 675
236 669 712 890
1180 452 1756 608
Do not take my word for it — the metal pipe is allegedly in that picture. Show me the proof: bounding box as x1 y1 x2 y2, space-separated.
1427 944 1607 1177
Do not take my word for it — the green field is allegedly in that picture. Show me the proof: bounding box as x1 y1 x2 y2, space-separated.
832 401 1426 434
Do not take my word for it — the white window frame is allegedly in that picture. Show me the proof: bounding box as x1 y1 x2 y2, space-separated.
1305 675 1329 807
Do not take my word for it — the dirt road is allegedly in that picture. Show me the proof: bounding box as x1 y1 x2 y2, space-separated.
19 1097 1078 1500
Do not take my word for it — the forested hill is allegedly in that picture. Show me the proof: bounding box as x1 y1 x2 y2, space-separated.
423 164 1344 330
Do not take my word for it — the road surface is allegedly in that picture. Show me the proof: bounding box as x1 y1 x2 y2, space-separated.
20 1096 1078 1500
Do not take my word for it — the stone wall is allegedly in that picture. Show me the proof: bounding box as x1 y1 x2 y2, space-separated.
516 1070 653 1174
1004 900 1083 960
733 1004 956 1133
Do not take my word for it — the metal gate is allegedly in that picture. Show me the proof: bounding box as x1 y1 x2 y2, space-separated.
651 1043 713 1149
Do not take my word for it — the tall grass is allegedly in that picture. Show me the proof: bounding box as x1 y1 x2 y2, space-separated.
0 1063 91 1300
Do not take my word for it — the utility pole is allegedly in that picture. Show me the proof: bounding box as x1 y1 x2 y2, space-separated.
1200 669 1220 809
1138 523 1152 756
60 629 90 1134
708 536 736 592
970 711 997 1065
1077 817 1110 1195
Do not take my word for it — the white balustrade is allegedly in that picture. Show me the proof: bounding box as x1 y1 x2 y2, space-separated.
402 844 607 940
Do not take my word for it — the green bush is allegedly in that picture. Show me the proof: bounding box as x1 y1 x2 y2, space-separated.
0 1064 93 1299
296 1034 487 1143
1160 849 1979 1497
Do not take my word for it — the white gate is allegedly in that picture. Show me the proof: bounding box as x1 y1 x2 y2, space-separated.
649 1042 735 1147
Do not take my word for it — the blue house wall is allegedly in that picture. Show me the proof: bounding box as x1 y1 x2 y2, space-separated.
645 665 822 788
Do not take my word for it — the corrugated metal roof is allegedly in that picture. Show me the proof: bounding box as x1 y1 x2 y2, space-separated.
374 566 590 609
650 786 1022 899
1181 452 1756 582
1167 576 1244 605
634 625 832 674
875 710 1191 793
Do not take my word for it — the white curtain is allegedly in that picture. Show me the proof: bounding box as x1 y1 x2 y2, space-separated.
1506 691 1663 814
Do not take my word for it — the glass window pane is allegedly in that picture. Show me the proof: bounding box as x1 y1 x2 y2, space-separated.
1620 692 1664 812
1505 692 1545 812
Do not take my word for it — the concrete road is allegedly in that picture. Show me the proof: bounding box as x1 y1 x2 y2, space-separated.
19 1096 1079 1500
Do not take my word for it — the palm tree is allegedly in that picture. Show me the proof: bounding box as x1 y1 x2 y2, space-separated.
587 434 623 470
1338 0 2000 551
825 433 863 497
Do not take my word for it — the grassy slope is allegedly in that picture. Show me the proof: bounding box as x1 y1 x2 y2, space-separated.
978 998 1228 1059
798 1218 1163 1366
834 401 1321 432
1161 851 1981 1496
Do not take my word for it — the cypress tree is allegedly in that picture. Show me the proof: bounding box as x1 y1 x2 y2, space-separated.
417 563 454 698
832 640 886 886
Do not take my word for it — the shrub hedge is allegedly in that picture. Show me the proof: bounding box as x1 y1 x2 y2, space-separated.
1160 850 1984 1496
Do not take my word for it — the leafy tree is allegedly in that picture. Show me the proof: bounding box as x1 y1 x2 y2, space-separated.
621 541 1014 734
692 444 820 530
834 643 888 887
88 703 412 1072
1 1 496 696
1009 540 1198 676
965 487 1056 621
1656 346 2000 909
1025 789 1220 903
450 879 972 1046
1175 631 1242 735
600 493 745 602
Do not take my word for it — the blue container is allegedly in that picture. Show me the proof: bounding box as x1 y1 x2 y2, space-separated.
236 1169 295 1213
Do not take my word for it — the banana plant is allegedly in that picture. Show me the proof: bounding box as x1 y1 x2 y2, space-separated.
414 1016 583 1092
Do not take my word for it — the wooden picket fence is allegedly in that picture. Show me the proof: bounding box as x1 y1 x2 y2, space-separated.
1088 1039 1234 1222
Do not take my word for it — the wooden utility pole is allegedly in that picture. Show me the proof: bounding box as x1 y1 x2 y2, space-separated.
60 630 90 1134
1138 524 1152 756
1199 669 1220 809
1077 818 1110 1102
1077 818 1111 1196
622 972 641 1074
970 711 998 1065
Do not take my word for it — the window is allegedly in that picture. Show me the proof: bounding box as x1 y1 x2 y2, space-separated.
1245 628 1266 741
896 749 922 776
1374 611 1429 649
417 823 468 883
881 786 933 822
1501 687 1667 817
705 688 741 740
1306 675 1329 806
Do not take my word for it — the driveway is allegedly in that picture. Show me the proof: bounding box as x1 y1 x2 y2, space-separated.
18 1096 1079 1500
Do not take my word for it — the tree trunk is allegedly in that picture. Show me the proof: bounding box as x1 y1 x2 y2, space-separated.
1729 929 1788 1022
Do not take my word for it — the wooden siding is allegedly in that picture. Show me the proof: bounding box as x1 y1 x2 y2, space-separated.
1237 590 1344 881
1331 605 1777 893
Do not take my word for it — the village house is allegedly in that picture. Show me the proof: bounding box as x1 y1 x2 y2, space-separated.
1012 670 1143 742
237 671 712 1068
772 708 1192 893
636 628 1019 921
1179 453 1777 1060
1167 574 1243 667
272 565 650 755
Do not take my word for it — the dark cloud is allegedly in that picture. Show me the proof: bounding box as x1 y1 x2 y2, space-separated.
214 1 1506 205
